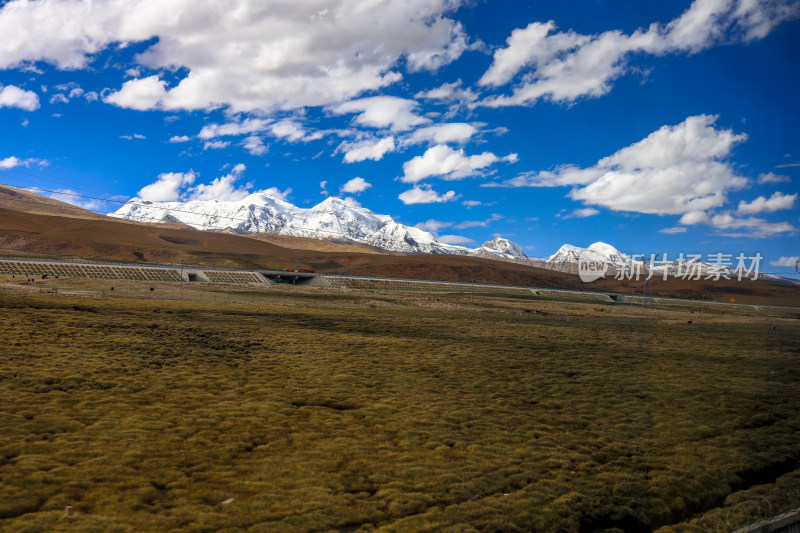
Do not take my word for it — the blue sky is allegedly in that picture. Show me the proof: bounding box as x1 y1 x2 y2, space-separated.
0 0 798 273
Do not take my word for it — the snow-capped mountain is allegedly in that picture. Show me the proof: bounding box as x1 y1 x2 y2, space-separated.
476 236 528 260
111 193 523 258
363 221 466 255
548 242 633 267
546 241 716 275
547 244 584 264
544 242 780 281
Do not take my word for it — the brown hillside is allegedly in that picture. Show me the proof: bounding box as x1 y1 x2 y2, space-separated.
0 184 109 219
244 232 385 254
0 188 797 306
0 206 582 289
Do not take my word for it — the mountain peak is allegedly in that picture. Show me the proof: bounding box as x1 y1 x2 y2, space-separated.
477 236 528 259
587 242 620 255
111 193 517 259
548 242 631 266
318 195 359 207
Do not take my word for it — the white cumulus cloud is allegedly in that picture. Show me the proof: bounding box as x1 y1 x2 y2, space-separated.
104 75 168 111
197 117 320 145
0 84 39 110
562 207 600 218
0 156 43 169
187 166 253 202
769 256 800 267
453 213 502 229
340 137 396 163
658 226 688 234
405 123 477 145
757 172 791 184
679 210 711 225
479 0 799 107
0 156 22 169
416 79 478 104
137 171 197 202
414 219 453 234
198 118 271 140
49 93 69 104
332 96 429 132
398 185 458 205
497 115 749 216
0 1 469 113
203 140 230 150
437 234 474 245
48 189 103 210
340 177 372 195
269 120 308 142
737 191 796 214
706 213 796 238
242 136 267 156
139 163 267 203
402 144 517 183
679 210 795 238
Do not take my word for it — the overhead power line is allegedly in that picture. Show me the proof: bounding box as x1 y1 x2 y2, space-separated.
0 131 150 198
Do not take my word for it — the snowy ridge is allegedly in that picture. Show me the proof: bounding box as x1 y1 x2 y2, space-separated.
111 193 527 259
476 237 528 260
547 241 712 275
544 242 787 282
548 242 636 268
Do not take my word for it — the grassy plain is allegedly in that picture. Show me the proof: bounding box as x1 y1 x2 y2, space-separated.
0 281 799 532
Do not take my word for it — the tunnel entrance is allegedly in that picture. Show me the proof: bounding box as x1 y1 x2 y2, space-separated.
260 271 318 285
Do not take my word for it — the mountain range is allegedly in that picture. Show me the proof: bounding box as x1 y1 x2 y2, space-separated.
547 242 635 268
2 183 796 299
546 241 798 284
109 194 795 285
112 194 529 259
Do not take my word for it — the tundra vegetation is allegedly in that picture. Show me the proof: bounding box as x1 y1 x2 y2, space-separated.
0 280 798 532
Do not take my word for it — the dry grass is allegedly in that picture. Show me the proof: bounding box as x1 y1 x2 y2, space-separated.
0 285 798 532
657 468 800 532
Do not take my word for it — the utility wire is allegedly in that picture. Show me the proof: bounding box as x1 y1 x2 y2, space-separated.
1 164 122 199
0 131 151 197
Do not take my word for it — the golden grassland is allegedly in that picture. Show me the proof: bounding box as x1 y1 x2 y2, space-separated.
657 468 800 532
0 281 799 532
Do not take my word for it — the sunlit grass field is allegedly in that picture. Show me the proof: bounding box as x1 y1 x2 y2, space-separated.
0 287 798 532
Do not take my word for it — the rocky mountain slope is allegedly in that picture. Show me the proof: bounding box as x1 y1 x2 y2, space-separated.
112 194 529 259
547 242 634 268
